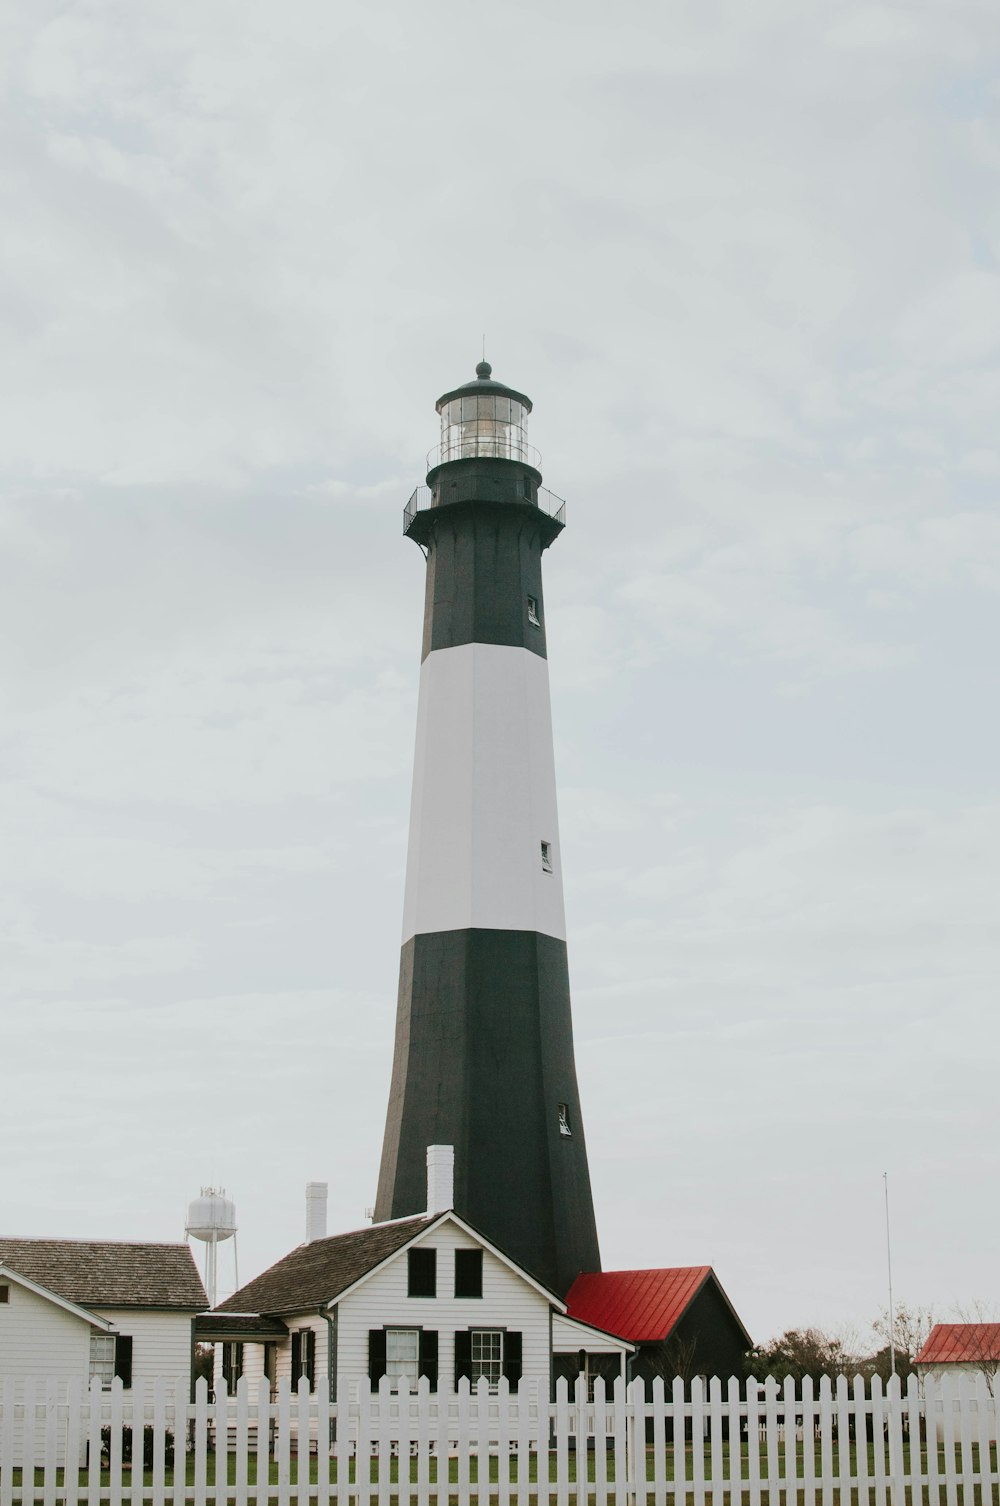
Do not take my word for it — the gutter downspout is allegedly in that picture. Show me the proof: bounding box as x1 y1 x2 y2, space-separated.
320 1306 337 1446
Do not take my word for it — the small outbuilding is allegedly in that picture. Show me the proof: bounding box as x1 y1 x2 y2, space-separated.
565 1266 751 1387
915 1323 1000 1391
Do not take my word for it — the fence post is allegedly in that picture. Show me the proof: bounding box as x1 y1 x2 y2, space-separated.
724 1377 742 1503
648 1376 665 1506
611 1375 628 1506
762 1376 780 1506
885 1372 904 1506
956 1372 976 1505
745 1376 761 1506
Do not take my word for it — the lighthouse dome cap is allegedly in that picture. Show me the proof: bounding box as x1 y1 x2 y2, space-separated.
435 360 532 415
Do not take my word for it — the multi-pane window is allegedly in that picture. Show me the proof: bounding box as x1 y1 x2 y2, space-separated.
370 1328 439 1392
469 1329 503 1391
385 1328 420 1388
89 1335 116 1388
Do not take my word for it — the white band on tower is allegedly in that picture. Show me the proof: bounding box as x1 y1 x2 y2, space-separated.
401 641 567 944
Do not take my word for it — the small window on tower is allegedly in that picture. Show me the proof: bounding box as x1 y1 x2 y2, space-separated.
522 475 532 499
558 1103 572 1137
541 840 553 872
527 596 541 627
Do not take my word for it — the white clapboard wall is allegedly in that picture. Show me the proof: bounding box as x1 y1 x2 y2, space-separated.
1 1371 997 1505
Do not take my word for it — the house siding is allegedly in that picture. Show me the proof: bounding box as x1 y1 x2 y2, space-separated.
0 1281 94 1467
334 1223 552 1398
91 1308 194 1393
0 1279 92 1385
551 1315 628 1357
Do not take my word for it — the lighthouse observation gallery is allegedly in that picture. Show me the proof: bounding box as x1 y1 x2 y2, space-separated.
374 363 601 1297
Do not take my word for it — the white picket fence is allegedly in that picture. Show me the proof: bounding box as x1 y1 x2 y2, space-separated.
1 1372 997 1506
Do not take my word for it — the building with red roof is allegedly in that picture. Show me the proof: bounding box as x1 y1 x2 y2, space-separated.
916 1323 1000 1387
565 1266 751 1386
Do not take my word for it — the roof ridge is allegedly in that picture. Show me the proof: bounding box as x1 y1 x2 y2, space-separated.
0 1236 192 1249
299 1214 431 1246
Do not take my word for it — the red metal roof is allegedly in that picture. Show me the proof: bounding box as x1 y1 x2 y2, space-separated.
916 1323 1000 1366
565 1267 713 1344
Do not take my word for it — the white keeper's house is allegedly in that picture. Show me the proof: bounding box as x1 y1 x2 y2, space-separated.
199 1149 632 1401
0 1237 208 1392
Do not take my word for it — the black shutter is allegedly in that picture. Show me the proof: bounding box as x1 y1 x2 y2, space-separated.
369 1329 387 1385
454 1250 483 1299
407 1248 437 1298
291 1331 301 1385
454 1330 472 1387
114 1335 133 1390
502 1332 522 1389
419 1330 438 1392
305 1330 316 1388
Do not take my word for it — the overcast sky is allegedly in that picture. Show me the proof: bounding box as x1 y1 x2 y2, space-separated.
3 0 999 1349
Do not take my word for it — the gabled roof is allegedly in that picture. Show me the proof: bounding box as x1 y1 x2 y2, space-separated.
0 1264 116 1331
916 1324 1000 1366
216 1217 432 1317
216 1210 565 1319
0 1239 208 1311
566 1267 748 1345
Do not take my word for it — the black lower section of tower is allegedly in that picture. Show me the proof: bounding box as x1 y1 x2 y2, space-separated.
374 929 601 1296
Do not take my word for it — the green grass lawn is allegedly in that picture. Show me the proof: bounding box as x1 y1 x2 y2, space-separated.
5 1439 998 1496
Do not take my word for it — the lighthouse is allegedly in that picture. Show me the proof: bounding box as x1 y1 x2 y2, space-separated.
374 362 601 1296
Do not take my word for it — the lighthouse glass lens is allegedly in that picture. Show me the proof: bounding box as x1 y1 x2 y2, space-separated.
439 394 529 463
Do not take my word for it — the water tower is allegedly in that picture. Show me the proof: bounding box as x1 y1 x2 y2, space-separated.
186 1187 238 1308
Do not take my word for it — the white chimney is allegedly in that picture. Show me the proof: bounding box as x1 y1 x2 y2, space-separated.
426 1145 454 1214
305 1181 328 1242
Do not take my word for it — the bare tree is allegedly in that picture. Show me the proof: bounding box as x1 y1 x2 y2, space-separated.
745 1328 858 1382
642 1333 700 1386
870 1303 935 1380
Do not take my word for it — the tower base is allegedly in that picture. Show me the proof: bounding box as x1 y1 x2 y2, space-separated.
375 927 600 1297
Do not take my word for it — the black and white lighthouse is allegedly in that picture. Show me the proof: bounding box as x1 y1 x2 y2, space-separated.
374 362 601 1297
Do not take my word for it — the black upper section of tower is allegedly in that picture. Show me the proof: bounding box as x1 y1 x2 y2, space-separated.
406 363 564 662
